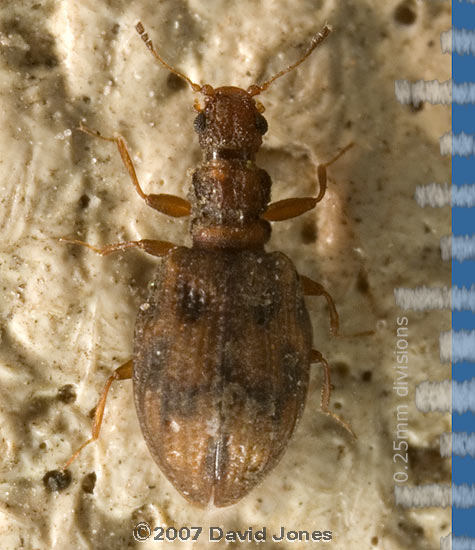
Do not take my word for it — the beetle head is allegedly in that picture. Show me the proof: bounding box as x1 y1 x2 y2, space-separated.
136 21 332 159
193 86 267 160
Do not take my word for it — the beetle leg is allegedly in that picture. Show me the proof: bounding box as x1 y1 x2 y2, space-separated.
261 143 354 222
310 350 355 438
78 123 191 217
59 237 177 258
261 196 320 222
62 360 133 470
300 275 339 336
301 274 374 337
314 142 355 203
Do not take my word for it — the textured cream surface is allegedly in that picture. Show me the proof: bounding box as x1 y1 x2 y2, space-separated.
0 1 450 549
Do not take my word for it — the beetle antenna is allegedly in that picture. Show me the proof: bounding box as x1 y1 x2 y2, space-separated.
247 23 332 96
135 21 203 93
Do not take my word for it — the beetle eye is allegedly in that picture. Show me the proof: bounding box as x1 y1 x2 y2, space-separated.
255 114 268 135
193 112 206 133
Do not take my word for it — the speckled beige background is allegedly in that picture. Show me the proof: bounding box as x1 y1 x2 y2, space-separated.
0 1 451 549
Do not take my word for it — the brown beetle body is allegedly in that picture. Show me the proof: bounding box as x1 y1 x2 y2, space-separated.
59 21 356 508
134 248 312 507
131 84 313 506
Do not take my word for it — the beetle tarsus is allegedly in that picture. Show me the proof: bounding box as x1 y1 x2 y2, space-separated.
62 360 133 470
310 349 356 438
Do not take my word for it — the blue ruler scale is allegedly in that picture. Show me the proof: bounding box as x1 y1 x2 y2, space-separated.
453 1 475 545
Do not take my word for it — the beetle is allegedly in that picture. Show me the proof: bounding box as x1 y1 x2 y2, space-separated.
59 21 356 507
